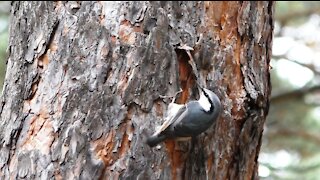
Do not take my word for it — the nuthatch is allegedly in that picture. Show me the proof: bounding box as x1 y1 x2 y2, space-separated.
146 86 221 147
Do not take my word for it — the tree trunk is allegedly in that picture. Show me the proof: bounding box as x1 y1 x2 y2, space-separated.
0 1 274 180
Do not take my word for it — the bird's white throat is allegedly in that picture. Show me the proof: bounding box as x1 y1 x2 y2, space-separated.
199 92 211 112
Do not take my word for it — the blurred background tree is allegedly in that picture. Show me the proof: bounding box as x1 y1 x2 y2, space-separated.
0 1 10 90
260 1 320 180
0 1 319 180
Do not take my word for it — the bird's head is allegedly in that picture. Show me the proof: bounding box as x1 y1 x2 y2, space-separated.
198 86 221 115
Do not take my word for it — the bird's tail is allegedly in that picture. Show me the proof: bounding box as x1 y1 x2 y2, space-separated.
146 134 167 147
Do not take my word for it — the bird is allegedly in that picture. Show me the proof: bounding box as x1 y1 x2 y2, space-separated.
146 86 222 147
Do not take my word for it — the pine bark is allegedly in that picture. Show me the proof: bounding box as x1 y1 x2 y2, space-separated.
0 1 274 180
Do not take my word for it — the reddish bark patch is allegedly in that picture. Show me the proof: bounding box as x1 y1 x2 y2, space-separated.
20 108 54 155
154 100 163 117
165 140 180 180
119 19 143 45
93 130 116 167
54 169 63 180
38 53 50 70
176 49 195 104
49 40 58 53
99 13 105 24
205 1 246 127
118 120 134 158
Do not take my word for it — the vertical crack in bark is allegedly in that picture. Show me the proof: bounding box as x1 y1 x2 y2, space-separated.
37 20 59 75
175 49 196 104
19 19 60 157
27 20 59 101
39 20 60 60
28 75 40 101
164 48 196 180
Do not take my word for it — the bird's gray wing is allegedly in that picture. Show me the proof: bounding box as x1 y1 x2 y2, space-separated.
154 104 187 136
172 102 201 137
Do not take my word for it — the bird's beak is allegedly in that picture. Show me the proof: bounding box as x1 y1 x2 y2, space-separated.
195 82 204 94
196 81 202 89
